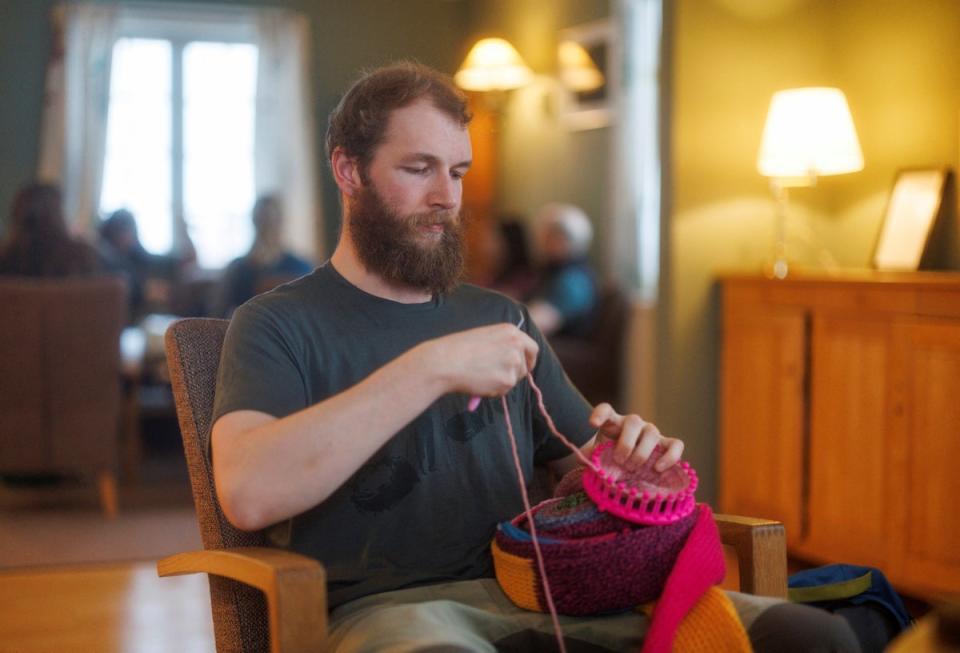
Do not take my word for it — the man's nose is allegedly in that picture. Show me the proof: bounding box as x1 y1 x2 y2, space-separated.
428 174 459 211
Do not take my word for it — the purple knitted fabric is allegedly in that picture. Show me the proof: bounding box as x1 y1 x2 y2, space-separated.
494 490 697 616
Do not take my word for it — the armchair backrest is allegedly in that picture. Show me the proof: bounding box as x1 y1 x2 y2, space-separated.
0 277 125 475
164 318 270 653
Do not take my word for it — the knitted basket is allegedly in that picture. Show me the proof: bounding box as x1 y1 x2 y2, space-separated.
582 441 698 525
493 492 699 616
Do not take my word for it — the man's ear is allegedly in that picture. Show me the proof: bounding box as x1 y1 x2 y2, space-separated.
331 148 363 198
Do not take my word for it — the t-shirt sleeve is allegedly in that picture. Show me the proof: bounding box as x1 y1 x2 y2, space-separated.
521 307 595 463
212 301 309 422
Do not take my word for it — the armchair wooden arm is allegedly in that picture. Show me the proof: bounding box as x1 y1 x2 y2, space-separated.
716 513 788 598
158 547 326 653
157 515 786 653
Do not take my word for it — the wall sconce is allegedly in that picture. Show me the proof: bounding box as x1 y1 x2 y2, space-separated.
454 37 533 112
757 87 864 278
558 40 604 92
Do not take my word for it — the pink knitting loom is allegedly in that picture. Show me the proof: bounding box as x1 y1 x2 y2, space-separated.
582 441 698 525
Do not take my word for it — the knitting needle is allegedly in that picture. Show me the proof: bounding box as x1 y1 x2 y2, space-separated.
468 314 526 412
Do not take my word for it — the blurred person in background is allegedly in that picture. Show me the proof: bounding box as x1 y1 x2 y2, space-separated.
527 202 598 338
211 194 313 318
97 208 194 321
0 182 101 278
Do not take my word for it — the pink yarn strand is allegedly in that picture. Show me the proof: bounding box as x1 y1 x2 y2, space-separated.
526 374 599 472
501 394 567 653
496 370 612 652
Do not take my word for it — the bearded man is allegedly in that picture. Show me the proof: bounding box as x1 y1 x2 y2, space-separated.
211 63 859 652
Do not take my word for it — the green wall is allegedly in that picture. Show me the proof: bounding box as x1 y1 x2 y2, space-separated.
0 0 471 250
0 0 56 225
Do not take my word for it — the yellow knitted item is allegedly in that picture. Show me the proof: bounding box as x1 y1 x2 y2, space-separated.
641 587 752 652
491 539 540 612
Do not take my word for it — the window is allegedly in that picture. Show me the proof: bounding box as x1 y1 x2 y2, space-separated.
99 36 258 269
40 5 317 266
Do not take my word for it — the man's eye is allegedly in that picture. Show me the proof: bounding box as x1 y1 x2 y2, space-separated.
451 170 466 180
403 167 429 175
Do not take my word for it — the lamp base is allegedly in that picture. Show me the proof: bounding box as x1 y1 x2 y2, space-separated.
769 258 789 279
763 256 800 280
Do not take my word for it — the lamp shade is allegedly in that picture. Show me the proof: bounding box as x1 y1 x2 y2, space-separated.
454 37 533 92
558 40 605 92
757 87 864 180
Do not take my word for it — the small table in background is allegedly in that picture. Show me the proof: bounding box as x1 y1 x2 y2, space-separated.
119 315 181 480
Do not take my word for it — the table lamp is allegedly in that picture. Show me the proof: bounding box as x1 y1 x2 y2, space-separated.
757 87 863 278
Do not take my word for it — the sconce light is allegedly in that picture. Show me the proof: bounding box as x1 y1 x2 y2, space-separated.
757 87 863 278
454 37 533 94
558 40 604 92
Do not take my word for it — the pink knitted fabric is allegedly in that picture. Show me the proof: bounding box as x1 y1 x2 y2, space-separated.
641 503 726 653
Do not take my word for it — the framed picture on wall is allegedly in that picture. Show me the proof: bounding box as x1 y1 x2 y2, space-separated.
872 167 950 271
558 19 615 131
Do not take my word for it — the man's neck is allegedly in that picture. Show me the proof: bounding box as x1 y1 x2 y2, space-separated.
330 238 433 305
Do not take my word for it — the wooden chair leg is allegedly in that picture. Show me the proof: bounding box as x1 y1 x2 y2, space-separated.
98 471 118 519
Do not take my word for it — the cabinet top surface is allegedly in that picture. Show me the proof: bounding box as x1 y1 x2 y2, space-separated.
719 269 960 288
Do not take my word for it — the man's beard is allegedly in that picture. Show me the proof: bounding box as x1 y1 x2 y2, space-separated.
348 184 465 296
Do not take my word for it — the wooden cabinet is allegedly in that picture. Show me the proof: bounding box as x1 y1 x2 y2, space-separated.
720 303 806 547
719 273 960 599
805 313 897 570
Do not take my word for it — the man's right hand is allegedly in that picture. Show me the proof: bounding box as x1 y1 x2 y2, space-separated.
416 323 538 399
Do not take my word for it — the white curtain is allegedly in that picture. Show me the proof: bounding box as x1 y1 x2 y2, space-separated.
254 10 322 262
37 3 119 237
609 0 662 301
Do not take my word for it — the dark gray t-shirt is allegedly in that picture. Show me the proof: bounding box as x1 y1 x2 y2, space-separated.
213 263 594 608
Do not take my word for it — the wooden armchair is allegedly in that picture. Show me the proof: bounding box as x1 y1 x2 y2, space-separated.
157 318 787 653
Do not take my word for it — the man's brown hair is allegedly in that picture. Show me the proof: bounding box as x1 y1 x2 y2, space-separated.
325 61 472 178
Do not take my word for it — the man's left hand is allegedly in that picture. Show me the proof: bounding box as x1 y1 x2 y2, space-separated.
588 403 684 472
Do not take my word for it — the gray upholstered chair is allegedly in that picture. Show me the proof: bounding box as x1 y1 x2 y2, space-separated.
158 317 786 653
0 277 126 516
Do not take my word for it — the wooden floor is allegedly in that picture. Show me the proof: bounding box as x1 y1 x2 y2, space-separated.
0 561 215 653
0 555 932 653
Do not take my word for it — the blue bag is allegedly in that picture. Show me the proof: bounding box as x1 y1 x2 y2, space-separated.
789 564 913 653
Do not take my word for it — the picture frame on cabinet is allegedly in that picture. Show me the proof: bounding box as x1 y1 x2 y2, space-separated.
872 167 952 271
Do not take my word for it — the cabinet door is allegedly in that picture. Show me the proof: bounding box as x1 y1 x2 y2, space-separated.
720 303 806 545
895 319 960 593
806 313 896 569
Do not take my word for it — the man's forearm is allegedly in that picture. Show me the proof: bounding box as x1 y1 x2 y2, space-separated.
212 345 447 531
